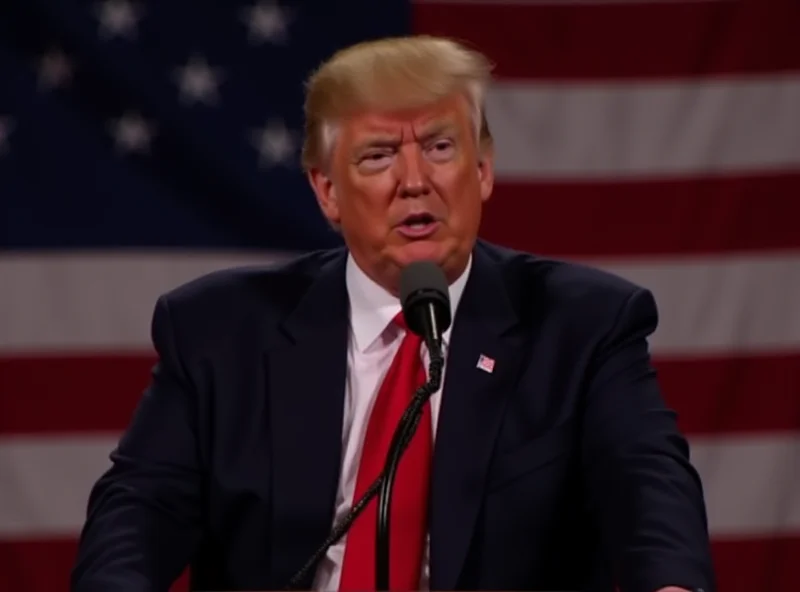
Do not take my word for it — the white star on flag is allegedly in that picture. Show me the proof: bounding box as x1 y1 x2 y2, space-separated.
109 112 155 154
37 49 75 90
95 0 144 40
250 120 297 168
240 1 292 45
174 55 224 106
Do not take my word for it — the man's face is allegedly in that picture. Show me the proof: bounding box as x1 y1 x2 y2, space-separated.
308 92 494 293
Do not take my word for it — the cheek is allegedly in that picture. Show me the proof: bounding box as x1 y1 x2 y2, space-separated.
342 175 395 220
434 166 481 208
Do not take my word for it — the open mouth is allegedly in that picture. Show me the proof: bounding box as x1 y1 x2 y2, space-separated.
397 213 439 239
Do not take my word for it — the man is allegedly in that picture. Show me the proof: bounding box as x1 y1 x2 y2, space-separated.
71 36 715 592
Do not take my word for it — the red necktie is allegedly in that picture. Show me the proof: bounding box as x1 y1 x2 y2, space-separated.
338 312 433 592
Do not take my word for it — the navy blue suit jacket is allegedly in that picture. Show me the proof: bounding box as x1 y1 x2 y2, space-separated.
71 240 715 592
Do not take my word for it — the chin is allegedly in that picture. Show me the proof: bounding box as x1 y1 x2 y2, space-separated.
392 240 450 267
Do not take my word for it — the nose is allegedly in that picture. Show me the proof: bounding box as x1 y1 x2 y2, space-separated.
396 144 430 198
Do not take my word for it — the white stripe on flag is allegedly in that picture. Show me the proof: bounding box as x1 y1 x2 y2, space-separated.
597 252 800 356
0 252 286 353
487 75 800 179
0 435 115 538
2 252 800 354
0 433 796 538
692 433 800 537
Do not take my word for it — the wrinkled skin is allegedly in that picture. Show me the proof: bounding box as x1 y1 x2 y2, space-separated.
307 92 494 295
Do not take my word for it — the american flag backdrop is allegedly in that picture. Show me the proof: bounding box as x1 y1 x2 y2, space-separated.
1 0 799 590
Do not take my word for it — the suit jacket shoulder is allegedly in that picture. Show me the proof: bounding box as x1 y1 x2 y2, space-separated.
152 246 348 359
476 239 656 340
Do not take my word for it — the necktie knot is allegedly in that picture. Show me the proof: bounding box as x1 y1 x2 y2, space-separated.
392 311 408 331
392 311 423 349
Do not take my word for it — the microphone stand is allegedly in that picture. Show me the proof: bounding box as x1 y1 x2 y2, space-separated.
285 299 448 591
375 335 445 591
283 357 443 591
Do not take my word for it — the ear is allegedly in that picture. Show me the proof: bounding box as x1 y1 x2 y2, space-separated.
477 145 495 203
307 167 340 225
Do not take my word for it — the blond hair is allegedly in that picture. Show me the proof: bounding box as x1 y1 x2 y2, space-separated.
301 35 495 171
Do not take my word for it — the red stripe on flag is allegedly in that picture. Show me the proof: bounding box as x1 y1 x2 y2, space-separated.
0 539 189 592
656 353 800 436
3 352 798 436
0 354 154 435
712 535 800 592
0 539 78 592
482 174 800 257
2 536 798 592
413 0 800 80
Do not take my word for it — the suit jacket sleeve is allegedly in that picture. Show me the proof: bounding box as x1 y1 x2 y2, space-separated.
581 287 716 592
71 295 202 591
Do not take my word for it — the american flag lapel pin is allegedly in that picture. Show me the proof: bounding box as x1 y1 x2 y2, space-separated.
476 353 495 373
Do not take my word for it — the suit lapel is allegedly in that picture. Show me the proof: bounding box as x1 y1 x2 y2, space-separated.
430 243 526 590
266 249 350 588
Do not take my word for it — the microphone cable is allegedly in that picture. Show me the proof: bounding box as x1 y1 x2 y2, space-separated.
284 353 443 590
375 346 443 589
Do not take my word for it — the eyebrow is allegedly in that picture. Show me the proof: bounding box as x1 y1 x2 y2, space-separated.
354 136 400 152
418 122 458 141
352 122 458 156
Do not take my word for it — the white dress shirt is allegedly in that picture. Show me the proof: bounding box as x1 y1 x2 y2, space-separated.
312 253 472 591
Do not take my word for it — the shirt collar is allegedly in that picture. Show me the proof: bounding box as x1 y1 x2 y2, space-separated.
346 253 472 353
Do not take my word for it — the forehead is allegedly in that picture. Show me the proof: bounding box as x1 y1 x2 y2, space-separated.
340 93 473 141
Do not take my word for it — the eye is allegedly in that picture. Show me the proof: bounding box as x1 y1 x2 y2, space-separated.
427 139 455 161
358 151 393 171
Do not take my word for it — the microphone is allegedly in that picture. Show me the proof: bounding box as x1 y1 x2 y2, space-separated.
399 260 452 359
375 261 452 590
284 261 451 591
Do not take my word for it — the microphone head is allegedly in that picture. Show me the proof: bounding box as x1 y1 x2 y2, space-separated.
399 261 452 339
